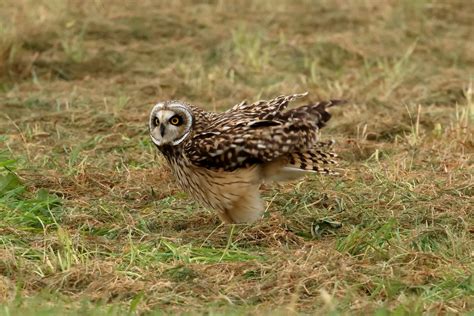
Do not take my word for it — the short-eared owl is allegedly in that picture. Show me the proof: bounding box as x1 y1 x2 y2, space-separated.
149 93 344 224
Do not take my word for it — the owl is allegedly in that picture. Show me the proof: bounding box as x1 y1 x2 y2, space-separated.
149 92 344 224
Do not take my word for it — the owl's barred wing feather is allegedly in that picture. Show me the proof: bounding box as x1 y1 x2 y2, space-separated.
185 95 345 171
186 120 319 171
286 149 340 175
227 92 308 119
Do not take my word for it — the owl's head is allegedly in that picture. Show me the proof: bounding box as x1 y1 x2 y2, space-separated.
149 101 193 147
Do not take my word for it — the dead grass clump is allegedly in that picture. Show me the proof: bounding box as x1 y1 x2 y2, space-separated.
232 214 307 247
0 275 15 303
0 1 68 79
42 263 150 302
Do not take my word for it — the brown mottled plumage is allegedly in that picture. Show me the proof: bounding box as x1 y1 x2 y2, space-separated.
149 93 344 224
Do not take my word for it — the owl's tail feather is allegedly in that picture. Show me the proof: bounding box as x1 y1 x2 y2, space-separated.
267 98 345 181
287 150 339 175
264 149 339 182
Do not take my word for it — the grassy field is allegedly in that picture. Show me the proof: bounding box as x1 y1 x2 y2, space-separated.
0 0 473 314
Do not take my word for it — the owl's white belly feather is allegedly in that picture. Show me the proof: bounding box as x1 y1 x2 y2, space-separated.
168 157 264 223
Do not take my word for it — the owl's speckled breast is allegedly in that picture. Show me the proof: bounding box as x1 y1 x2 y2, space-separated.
158 143 261 218
158 145 214 209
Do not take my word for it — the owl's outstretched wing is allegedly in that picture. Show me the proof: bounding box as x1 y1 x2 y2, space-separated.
226 92 308 120
185 98 344 171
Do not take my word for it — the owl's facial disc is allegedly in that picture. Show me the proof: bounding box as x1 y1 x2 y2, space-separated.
149 102 193 146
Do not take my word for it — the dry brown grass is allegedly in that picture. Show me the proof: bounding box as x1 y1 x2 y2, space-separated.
0 0 473 315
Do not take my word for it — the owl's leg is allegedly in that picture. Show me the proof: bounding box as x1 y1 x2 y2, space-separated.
225 186 264 224
216 209 235 224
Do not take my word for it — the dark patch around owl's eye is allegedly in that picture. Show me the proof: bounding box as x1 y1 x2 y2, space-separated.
154 117 160 126
169 115 183 126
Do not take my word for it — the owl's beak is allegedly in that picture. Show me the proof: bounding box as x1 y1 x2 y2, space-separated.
160 124 166 137
150 133 162 146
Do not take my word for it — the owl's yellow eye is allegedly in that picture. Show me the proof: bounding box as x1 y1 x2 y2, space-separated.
154 117 160 125
170 116 181 125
